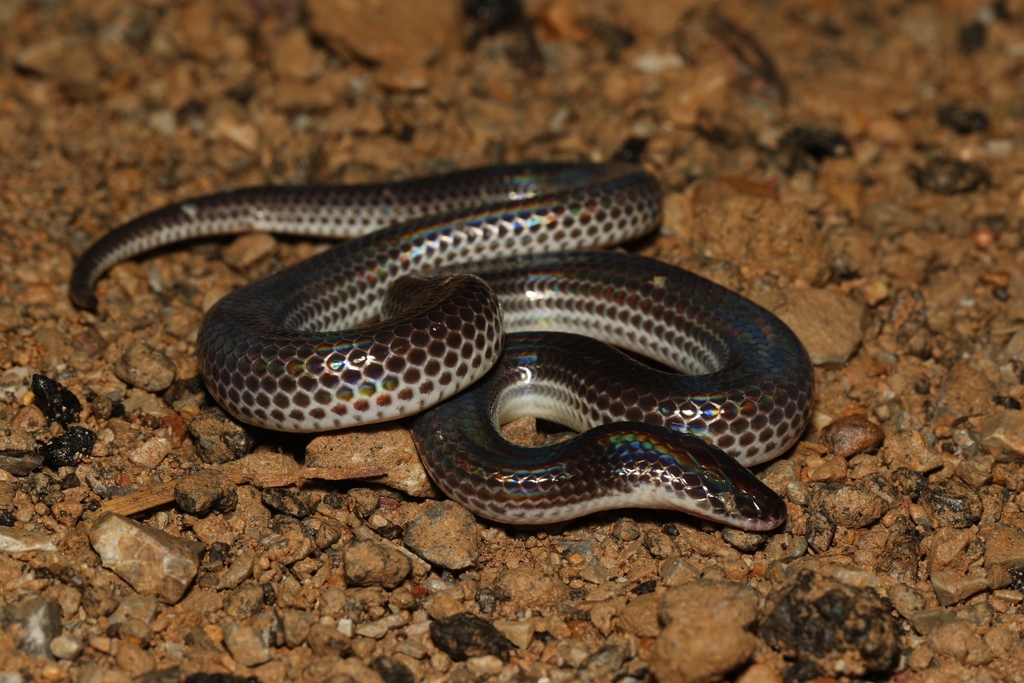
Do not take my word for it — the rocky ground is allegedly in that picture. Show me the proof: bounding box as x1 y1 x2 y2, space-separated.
2 0 1024 681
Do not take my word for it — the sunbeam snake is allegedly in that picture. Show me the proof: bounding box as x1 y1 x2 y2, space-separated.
69 162 813 530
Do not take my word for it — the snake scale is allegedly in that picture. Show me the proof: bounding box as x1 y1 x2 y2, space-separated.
70 162 813 530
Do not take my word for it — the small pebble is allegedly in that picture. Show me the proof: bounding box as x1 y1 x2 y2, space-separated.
721 528 768 553
49 634 83 660
114 343 176 392
342 539 412 589
0 449 42 476
618 593 661 637
819 475 896 529
306 623 352 656
980 525 1024 575
114 640 155 678
910 607 956 636
127 437 171 469
496 566 569 607
930 570 990 607
492 620 535 650
878 515 920 583
856 278 890 306
805 508 837 553
661 556 701 586
354 612 409 639
116 618 154 647
110 595 158 627
175 471 238 515
222 622 270 666
981 408 1024 458
403 500 480 570
930 620 992 666
186 407 256 464
764 533 808 562
889 583 927 620
879 431 943 473
917 479 983 529
307 0 460 66
222 233 277 270
821 414 885 458
7 596 62 659
651 580 760 683
466 655 504 675
217 552 255 591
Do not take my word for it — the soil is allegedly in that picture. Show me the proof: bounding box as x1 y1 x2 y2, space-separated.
2 1 1024 682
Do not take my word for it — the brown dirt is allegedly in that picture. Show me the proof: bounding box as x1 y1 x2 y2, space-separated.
2 0 1024 682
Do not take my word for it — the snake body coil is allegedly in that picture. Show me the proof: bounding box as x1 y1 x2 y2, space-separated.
70 163 813 530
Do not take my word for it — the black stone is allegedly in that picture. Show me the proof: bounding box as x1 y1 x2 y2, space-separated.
261 488 311 518
429 612 512 661
910 157 988 194
760 570 900 678
376 524 404 541
995 395 1022 410
465 0 522 30
371 656 415 683
938 106 989 134
960 21 986 51
32 374 81 427
183 675 259 683
614 137 648 162
782 126 851 159
39 426 97 467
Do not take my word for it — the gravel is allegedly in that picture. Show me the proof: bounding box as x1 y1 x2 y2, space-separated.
1 0 1024 680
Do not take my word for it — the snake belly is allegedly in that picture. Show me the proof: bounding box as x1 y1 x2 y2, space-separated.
69 162 813 529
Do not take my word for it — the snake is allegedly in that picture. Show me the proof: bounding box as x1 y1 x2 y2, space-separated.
69 162 813 531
